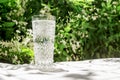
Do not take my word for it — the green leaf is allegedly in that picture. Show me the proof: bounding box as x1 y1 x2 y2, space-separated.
22 48 34 57
3 22 15 27
117 6 120 11
0 0 9 3
59 44 65 51
64 25 71 32
101 2 106 7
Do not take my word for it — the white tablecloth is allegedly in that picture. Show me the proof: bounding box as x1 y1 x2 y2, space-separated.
0 58 120 80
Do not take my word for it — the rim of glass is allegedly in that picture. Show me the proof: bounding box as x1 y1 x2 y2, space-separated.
32 14 55 20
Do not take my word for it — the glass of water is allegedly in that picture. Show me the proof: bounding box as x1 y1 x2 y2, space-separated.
32 14 55 71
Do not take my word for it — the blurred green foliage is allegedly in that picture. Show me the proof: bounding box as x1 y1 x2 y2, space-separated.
0 40 34 64
0 0 120 64
0 0 27 41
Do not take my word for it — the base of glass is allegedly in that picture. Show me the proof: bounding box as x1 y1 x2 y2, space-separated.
35 63 68 72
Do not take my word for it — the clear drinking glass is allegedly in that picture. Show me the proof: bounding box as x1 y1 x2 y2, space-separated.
32 14 55 71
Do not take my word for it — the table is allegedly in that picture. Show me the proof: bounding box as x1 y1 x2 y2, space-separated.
0 58 120 80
